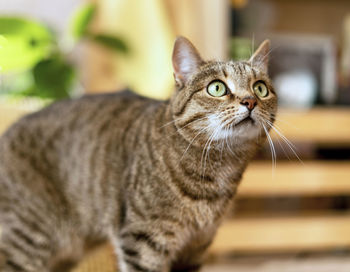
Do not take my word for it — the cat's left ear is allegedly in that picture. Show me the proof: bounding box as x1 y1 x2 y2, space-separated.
249 39 270 74
172 36 204 87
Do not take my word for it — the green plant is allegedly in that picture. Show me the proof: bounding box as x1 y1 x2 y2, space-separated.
0 3 128 101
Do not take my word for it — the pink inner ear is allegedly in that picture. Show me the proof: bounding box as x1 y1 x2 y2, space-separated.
172 37 204 85
250 39 270 73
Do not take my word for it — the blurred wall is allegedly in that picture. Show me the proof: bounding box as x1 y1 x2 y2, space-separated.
0 0 82 38
84 0 230 99
269 0 350 42
83 0 175 99
237 0 350 44
165 0 229 61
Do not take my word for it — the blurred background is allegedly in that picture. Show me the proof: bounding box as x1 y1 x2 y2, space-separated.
1 0 350 271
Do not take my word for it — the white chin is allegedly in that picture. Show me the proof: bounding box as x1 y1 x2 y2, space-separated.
233 122 261 140
211 122 261 142
207 114 261 142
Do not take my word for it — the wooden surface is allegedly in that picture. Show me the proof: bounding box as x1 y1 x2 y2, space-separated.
272 108 350 144
238 161 350 197
210 213 350 253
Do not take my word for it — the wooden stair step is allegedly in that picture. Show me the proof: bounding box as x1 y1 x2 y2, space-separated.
210 213 350 254
272 107 350 144
238 161 350 197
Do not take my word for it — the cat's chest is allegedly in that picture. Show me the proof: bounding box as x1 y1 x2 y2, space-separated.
175 200 232 261
182 163 242 227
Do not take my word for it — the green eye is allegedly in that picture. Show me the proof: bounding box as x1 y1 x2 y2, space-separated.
207 81 227 97
253 81 269 98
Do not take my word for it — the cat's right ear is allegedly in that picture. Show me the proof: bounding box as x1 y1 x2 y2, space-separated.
172 36 204 87
249 39 271 74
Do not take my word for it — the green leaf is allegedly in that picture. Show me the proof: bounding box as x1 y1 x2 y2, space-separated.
31 56 75 99
91 34 128 53
70 3 96 39
0 17 54 72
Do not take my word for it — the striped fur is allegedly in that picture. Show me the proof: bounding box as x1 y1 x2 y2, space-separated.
0 37 277 272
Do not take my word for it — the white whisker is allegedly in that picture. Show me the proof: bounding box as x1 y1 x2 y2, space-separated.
159 115 208 129
255 45 280 68
203 126 220 177
180 126 208 160
251 33 255 59
225 125 236 158
274 133 292 161
159 115 189 128
262 123 276 172
200 128 216 180
272 115 300 131
265 121 303 164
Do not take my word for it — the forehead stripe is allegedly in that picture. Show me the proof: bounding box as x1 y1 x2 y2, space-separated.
222 67 227 78
236 65 243 75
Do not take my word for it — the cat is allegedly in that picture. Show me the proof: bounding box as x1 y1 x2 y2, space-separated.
0 36 276 272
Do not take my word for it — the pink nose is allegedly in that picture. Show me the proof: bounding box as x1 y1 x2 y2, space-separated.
240 97 257 111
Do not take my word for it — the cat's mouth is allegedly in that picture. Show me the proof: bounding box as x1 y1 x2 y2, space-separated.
236 116 255 126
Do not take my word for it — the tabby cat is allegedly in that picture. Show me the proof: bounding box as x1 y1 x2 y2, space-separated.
0 37 277 272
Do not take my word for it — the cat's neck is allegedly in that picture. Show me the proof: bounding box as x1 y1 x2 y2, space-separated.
158 103 260 177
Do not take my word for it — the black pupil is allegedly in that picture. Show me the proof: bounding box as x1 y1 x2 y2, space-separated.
216 84 220 91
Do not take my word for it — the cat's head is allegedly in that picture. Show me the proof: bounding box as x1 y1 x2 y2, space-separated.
170 36 277 147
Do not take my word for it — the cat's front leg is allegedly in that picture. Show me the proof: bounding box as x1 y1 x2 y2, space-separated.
171 227 217 272
170 243 209 272
110 227 172 272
